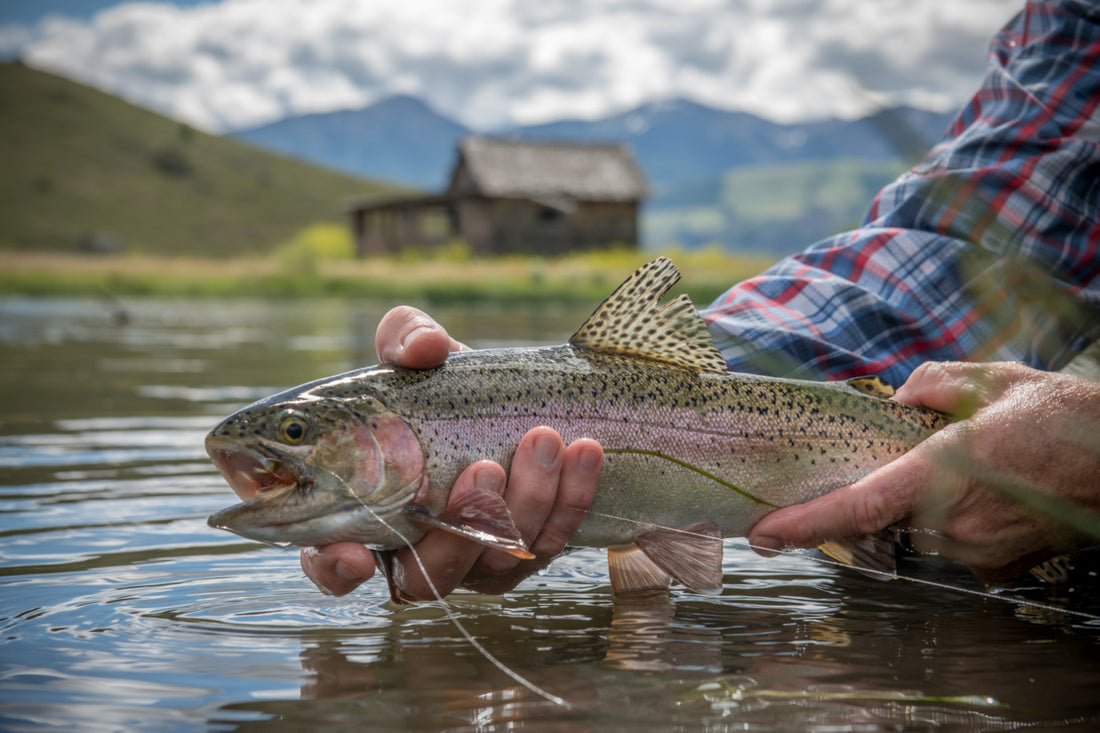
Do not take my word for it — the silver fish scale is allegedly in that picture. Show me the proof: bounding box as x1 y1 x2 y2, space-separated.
298 344 949 545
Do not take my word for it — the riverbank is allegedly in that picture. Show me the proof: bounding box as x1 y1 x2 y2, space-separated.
0 249 775 306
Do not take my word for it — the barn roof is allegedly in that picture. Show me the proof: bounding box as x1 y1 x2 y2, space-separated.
449 137 647 202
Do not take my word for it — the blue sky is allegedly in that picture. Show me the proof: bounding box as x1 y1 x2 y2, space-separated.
1 0 1019 132
0 1 214 24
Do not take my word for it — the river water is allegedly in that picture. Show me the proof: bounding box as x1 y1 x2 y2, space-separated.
1 296 1098 732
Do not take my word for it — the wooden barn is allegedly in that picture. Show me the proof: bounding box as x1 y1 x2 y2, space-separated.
350 137 647 256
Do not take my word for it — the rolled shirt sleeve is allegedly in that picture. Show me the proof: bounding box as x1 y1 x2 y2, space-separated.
703 0 1100 384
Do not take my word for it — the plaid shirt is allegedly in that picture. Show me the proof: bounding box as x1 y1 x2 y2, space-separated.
703 0 1100 385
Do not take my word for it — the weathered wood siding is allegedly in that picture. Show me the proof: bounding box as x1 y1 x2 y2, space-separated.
457 198 638 254
351 137 646 256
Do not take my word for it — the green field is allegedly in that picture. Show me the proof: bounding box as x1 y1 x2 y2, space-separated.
0 61 397 257
0 247 775 306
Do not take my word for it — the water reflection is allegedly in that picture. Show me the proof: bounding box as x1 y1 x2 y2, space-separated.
1 297 1099 732
201 568 1100 731
605 594 722 672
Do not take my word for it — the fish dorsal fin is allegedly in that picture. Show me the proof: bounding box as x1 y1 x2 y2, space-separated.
569 257 728 375
846 376 895 399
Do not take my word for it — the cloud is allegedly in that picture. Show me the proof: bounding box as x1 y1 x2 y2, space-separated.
11 0 1017 132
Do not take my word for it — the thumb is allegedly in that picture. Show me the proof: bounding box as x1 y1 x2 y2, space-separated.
375 306 466 368
893 361 1022 415
748 440 937 552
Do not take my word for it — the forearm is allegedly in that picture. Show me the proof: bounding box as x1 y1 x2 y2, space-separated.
703 228 1099 384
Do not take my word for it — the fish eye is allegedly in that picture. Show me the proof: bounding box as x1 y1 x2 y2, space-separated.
278 413 310 445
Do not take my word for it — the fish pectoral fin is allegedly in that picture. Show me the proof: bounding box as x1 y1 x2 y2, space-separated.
607 543 673 597
632 520 724 595
404 493 535 560
817 532 896 579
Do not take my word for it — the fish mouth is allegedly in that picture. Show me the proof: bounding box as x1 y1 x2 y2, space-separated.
205 436 319 538
205 436 365 545
206 437 302 502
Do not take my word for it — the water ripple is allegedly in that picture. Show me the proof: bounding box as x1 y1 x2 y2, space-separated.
1 297 1098 733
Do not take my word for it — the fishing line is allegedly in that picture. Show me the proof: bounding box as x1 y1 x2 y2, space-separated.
317 465 571 709
580 507 1100 623
760 545 1100 623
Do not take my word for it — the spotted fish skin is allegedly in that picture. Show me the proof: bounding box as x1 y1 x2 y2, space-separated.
206 258 950 593
257 343 946 546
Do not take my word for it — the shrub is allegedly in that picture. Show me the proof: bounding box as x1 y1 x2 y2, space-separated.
276 222 355 266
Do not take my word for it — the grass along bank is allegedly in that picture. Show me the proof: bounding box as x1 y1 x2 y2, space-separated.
0 248 776 307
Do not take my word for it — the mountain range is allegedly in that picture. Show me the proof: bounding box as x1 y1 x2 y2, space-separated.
232 96 956 253
4 59 959 258
233 95 954 193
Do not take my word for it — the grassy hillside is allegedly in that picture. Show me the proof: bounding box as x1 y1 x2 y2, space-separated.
0 62 398 256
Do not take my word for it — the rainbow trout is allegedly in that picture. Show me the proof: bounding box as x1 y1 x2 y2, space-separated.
207 258 949 597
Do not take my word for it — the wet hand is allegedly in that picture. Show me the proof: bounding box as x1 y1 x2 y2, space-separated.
748 361 1100 583
299 306 603 598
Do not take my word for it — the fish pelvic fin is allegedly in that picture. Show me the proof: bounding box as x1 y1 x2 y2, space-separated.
372 549 414 604
569 257 729 375
817 531 897 579
404 490 535 560
608 521 724 596
607 543 672 597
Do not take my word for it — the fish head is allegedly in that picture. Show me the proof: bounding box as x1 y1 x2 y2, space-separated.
205 393 426 548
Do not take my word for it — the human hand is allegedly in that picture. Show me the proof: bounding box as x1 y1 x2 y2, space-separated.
748 361 1100 583
300 306 603 598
